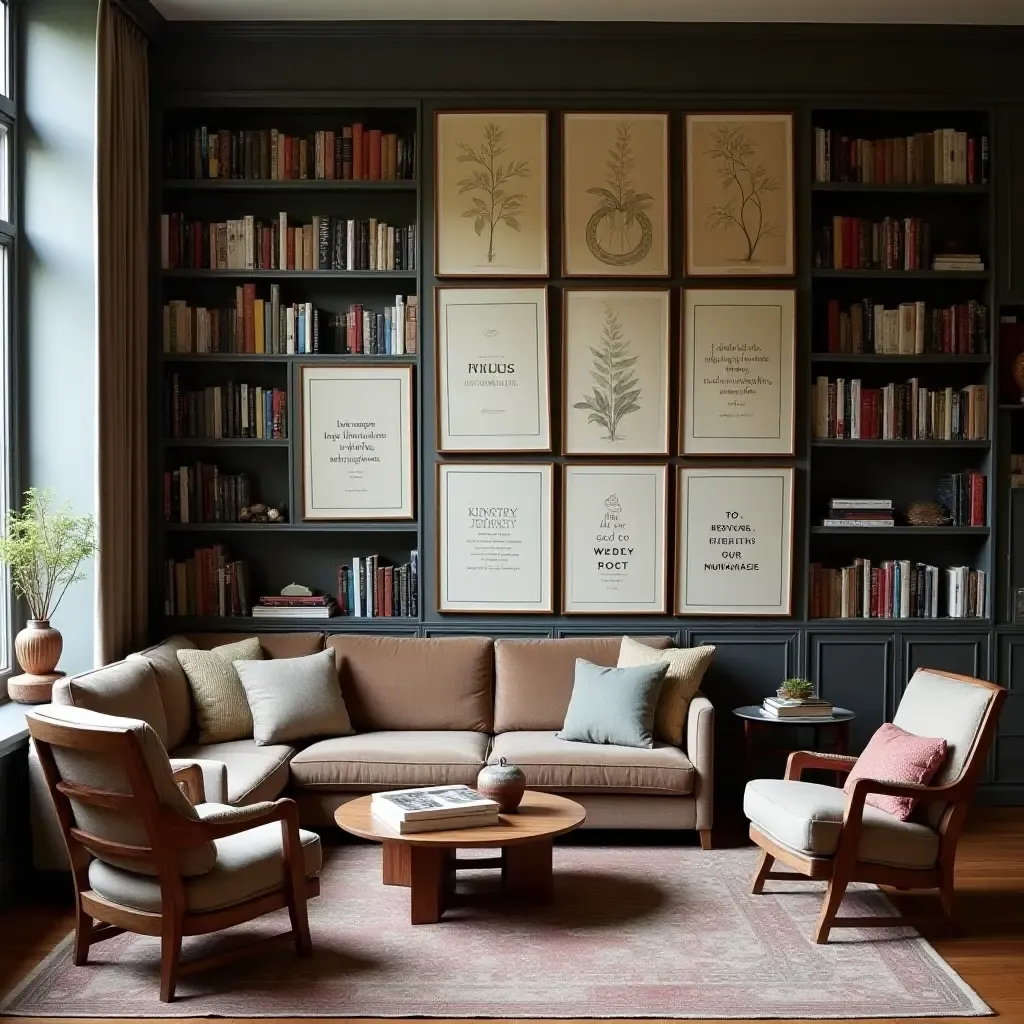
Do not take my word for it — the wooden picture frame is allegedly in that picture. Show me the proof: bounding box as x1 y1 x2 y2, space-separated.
435 285 551 452
562 463 668 615
675 466 794 616
299 364 414 521
562 112 669 277
685 112 795 277
563 287 671 456
435 110 549 277
681 287 796 456
437 462 555 614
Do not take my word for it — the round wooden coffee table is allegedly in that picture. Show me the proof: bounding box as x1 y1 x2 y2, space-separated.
335 790 586 924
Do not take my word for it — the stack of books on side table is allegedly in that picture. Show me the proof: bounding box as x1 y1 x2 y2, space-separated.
371 785 500 834
762 696 835 719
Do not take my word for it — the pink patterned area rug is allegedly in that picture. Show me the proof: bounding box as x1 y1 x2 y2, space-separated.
2 844 990 1019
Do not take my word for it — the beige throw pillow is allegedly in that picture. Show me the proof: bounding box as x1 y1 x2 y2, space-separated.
177 637 264 743
617 637 715 746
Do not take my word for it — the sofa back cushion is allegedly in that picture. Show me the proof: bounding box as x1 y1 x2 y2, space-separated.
128 636 197 749
494 636 672 733
185 632 325 660
327 635 493 732
53 659 170 750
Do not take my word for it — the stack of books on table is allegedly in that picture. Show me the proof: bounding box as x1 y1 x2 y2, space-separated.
822 498 895 528
251 594 338 619
762 697 835 719
932 252 984 272
370 785 500 834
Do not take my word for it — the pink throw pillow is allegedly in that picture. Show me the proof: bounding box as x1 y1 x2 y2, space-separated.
843 723 947 821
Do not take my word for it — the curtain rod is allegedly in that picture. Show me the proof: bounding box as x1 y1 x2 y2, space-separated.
111 0 166 40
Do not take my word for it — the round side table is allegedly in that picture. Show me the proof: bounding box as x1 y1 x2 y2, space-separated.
732 705 856 781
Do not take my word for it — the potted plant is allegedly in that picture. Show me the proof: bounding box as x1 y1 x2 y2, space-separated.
0 489 97 703
777 678 815 701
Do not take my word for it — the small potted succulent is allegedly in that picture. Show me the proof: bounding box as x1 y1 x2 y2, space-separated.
777 677 815 701
0 489 97 703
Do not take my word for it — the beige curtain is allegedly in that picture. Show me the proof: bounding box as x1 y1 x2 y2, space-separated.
96 0 150 663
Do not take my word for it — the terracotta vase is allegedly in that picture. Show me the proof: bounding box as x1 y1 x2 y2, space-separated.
9 620 65 704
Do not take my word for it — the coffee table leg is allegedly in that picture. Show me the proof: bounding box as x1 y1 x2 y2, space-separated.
409 846 449 924
382 841 411 887
502 840 553 904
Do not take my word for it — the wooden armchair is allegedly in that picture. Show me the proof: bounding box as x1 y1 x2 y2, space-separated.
743 669 1005 944
27 703 322 1002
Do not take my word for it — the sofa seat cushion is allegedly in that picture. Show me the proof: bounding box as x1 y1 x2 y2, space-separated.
744 778 940 870
288 731 488 790
88 813 321 914
174 740 295 805
489 731 694 796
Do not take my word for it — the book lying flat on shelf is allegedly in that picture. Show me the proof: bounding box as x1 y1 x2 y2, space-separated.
763 697 835 718
370 785 500 834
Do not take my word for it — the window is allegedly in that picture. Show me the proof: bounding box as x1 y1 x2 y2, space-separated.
0 0 14 676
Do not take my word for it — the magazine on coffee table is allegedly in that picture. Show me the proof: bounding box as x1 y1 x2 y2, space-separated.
371 785 499 821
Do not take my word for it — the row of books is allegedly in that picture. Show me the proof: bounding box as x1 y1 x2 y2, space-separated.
337 553 419 618
165 126 416 181
162 465 258 524
762 696 835 719
160 213 417 272
815 216 943 271
165 378 288 440
163 546 249 618
824 299 988 355
371 786 499 834
334 300 419 355
821 497 897 528
812 128 988 185
809 560 988 619
938 472 988 528
812 378 988 441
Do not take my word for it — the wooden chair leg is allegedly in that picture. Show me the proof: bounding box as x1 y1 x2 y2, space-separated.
72 903 93 966
750 850 774 894
699 829 712 851
281 807 313 957
938 864 957 934
814 868 851 944
159 911 184 1003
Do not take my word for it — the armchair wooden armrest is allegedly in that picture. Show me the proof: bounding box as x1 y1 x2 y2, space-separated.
841 775 961 825
171 763 206 805
785 750 859 780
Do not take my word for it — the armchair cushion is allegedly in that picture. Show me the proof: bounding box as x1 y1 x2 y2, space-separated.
744 778 940 869
87 810 322 914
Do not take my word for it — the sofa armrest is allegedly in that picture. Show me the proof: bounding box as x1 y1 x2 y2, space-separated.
169 758 228 804
686 694 714 831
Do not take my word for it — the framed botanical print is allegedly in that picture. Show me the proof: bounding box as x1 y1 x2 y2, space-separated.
685 112 795 276
562 463 668 615
437 462 554 614
435 111 549 277
562 112 669 277
681 288 796 456
675 466 794 616
300 364 414 521
435 286 551 452
563 288 670 456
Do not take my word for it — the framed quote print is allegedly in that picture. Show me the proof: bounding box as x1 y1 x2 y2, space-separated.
437 462 554 614
682 288 796 455
675 466 794 616
562 112 669 277
436 286 551 452
563 464 668 615
685 112 795 276
564 288 670 456
435 111 549 277
300 365 414 521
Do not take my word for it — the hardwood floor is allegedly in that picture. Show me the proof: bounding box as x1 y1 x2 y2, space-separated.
2 808 1022 1024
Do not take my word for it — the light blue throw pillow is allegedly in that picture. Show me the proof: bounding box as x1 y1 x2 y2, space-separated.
557 658 668 749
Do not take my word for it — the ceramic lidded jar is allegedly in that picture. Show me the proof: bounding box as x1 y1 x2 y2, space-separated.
476 757 526 813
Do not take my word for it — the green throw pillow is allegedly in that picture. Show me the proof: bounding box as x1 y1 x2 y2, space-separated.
557 658 668 749
177 637 264 744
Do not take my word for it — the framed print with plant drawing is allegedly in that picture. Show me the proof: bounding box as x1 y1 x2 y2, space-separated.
563 288 670 455
437 462 554 614
563 463 668 615
675 466 794 616
562 112 669 277
435 111 548 277
436 286 550 452
682 288 796 456
685 112 794 276
300 364 414 521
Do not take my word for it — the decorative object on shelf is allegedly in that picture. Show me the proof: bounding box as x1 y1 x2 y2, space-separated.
300 363 415 521
562 112 669 277
0 489 97 703
562 464 668 615
435 286 551 452
238 503 286 523
682 289 796 456
777 678 814 700
435 111 548 277
675 466 795 616
437 462 554 614
563 289 670 456
906 501 951 527
476 758 527 813
685 112 794 276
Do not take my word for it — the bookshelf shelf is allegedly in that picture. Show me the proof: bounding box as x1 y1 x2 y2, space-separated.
161 352 418 364
811 439 991 448
161 437 289 448
811 352 990 364
999 403 1024 411
164 521 419 533
162 178 418 192
811 270 989 281
811 526 990 536
811 182 989 194
808 617 992 625
161 269 417 280
160 616 420 631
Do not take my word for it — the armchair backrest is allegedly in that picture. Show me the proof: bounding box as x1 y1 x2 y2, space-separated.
27 704 215 880
892 669 1006 825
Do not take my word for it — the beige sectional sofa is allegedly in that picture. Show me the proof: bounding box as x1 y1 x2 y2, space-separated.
30 632 714 868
